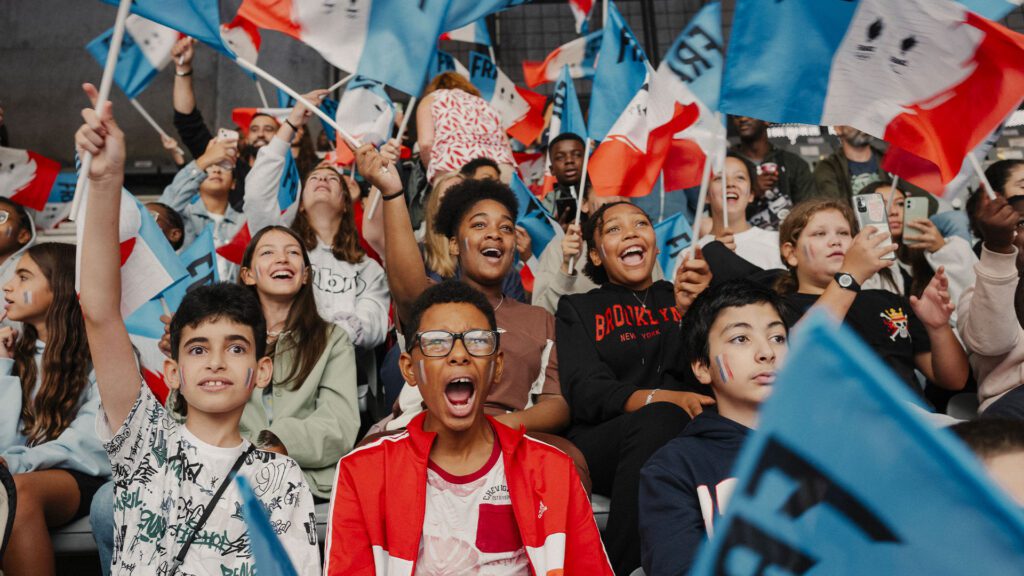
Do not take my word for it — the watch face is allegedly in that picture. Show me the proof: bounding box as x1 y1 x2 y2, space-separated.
839 275 852 287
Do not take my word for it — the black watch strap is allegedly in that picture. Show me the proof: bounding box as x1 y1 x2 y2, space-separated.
834 272 861 292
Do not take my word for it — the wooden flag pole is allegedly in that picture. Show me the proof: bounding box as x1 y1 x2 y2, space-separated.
567 137 593 272
69 0 134 222
366 95 418 220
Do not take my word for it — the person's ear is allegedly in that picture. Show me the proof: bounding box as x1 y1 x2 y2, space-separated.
169 228 184 246
589 244 603 267
781 241 799 269
691 359 713 386
302 265 311 285
240 267 257 286
16 228 30 246
398 352 419 387
492 351 504 384
164 358 182 391
449 235 460 257
253 356 274 390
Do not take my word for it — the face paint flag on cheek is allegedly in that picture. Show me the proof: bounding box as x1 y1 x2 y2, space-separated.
715 354 733 383
22 291 32 305
245 367 255 390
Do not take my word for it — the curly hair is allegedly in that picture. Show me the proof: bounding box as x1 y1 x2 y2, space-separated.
292 163 366 264
581 201 651 285
15 244 92 446
433 178 519 240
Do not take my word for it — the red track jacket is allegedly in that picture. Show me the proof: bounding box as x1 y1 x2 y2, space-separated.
324 413 613 575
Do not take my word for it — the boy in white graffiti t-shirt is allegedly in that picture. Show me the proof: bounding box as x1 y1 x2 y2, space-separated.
75 84 320 576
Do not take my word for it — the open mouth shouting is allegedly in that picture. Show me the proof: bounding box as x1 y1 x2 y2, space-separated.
444 375 477 418
268 267 297 281
619 244 646 267
479 245 505 265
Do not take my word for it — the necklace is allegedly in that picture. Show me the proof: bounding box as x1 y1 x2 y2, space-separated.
631 288 650 309
493 295 506 312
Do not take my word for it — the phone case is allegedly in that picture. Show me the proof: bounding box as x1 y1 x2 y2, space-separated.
902 197 930 244
854 194 896 260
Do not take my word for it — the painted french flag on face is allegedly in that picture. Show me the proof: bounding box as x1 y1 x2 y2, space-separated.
333 76 396 164
588 1 649 142
0 147 61 211
126 225 220 403
522 30 602 88
238 0 449 95
75 188 188 319
441 18 492 46
469 52 547 145
722 0 1024 184
86 15 179 99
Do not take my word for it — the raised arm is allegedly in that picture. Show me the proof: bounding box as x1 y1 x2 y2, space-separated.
75 83 143 431
356 144 432 324
415 93 435 168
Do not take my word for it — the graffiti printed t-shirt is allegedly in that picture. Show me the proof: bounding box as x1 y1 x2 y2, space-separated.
98 387 321 576
416 440 529 576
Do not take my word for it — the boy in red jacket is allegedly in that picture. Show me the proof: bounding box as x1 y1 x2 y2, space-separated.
325 281 611 575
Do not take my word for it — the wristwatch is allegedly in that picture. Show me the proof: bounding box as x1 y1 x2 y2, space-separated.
834 272 860 292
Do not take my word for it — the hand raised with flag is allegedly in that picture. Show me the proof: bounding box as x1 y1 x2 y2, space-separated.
561 222 582 274
976 192 1019 254
75 83 124 186
673 244 712 316
910 266 955 330
379 139 401 165
355 143 402 196
286 89 329 130
171 37 196 74
841 226 897 285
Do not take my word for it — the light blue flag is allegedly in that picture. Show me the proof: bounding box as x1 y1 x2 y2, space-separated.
125 224 220 338
961 0 1021 21
445 0 530 33
551 66 588 141
235 476 300 576
86 16 178 99
663 1 724 111
429 50 469 78
510 175 560 256
588 1 649 142
653 211 693 278
690 312 1024 575
100 0 232 57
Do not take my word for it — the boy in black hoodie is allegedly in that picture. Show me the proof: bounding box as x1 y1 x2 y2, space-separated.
638 279 789 576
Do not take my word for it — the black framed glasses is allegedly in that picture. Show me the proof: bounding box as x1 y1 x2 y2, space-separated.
409 330 500 357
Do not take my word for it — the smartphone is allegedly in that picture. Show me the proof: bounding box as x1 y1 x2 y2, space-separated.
853 193 896 260
902 196 930 245
215 128 240 170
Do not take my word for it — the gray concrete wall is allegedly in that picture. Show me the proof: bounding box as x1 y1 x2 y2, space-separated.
0 0 331 168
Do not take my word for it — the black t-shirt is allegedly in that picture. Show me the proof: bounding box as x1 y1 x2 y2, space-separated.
784 290 932 395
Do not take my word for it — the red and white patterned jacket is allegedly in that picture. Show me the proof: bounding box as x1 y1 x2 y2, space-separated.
324 412 612 575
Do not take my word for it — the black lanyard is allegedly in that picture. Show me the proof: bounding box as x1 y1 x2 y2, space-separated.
169 444 255 576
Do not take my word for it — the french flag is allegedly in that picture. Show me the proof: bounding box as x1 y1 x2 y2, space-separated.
587 75 701 198
961 0 1022 21
445 0 530 33
75 188 187 319
430 49 471 78
231 107 290 133
721 0 1024 184
238 0 449 95
568 0 594 34
35 172 78 230
333 76 396 165
101 0 234 58
537 66 588 197
468 52 547 145
85 15 179 99
220 14 263 68
0 146 61 211
510 175 562 292
514 152 547 197
662 2 727 191
126 225 220 403
218 151 300 265
588 1 649 142
441 18 492 46
522 30 602 88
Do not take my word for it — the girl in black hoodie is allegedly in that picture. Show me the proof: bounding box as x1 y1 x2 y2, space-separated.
555 202 713 575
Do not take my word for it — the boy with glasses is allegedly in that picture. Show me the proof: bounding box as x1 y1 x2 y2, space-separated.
325 280 611 575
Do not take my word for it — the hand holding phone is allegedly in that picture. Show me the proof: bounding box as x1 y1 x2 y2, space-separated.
853 193 896 260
